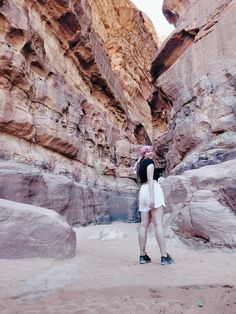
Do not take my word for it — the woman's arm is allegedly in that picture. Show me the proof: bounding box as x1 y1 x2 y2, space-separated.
147 163 154 209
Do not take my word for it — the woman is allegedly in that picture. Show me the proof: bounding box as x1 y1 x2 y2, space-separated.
134 145 174 265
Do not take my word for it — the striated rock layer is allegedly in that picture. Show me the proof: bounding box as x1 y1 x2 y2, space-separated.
0 0 158 227
151 0 236 247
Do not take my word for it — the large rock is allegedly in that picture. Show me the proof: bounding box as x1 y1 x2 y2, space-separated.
0 198 76 258
162 0 191 26
161 159 236 248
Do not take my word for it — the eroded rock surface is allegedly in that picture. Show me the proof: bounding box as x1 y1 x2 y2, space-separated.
0 159 138 225
0 0 158 227
151 0 236 173
0 198 76 258
162 159 236 248
0 0 159 258
152 0 236 248
0 0 235 253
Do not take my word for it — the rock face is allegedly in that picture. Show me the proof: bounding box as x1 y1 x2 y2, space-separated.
151 0 236 247
0 0 158 226
88 0 158 135
151 0 236 173
0 0 235 252
0 198 76 258
162 160 236 248
0 159 138 225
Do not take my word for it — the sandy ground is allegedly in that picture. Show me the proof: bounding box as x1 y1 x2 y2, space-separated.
0 222 236 314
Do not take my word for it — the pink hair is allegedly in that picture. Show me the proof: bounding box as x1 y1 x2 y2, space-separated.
133 145 153 170
139 145 153 159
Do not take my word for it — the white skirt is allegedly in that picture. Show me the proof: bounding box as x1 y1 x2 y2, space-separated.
139 180 165 212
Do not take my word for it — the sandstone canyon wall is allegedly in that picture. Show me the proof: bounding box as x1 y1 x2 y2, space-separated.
1 0 236 257
151 0 236 247
0 0 158 232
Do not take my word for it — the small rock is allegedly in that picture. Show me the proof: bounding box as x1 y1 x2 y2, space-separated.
196 298 204 307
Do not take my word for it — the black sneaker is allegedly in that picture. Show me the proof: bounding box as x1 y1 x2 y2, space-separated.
161 253 175 265
139 254 151 264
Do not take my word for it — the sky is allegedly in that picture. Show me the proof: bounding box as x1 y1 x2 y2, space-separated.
131 0 175 38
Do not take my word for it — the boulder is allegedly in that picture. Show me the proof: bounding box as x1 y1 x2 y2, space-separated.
0 198 76 258
162 159 236 248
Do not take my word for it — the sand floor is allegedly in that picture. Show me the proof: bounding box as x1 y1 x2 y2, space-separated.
0 222 235 314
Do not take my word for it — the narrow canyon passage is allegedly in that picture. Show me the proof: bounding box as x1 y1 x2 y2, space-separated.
0 0 236 312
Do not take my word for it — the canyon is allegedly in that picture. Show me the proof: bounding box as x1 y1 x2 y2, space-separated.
0 0 235 258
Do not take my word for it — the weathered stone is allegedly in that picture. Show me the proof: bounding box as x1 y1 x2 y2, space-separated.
88 0 159 137
0 0 156 166
0 198 76 258
0 0 235 254
154 0 236 250
151 0 236 173
0 160 138 225
162 0 190 26
0 0 156 232
162 160 236 248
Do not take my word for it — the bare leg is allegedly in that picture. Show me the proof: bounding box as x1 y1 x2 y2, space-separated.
138 211 151 255
151 206 167 256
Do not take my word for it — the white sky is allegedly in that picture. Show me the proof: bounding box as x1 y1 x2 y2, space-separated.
131 0 175 38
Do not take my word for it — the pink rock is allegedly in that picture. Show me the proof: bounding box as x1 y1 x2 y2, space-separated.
0 160 138 225
162 160 236 248
0 198 76 259
151 0 236 173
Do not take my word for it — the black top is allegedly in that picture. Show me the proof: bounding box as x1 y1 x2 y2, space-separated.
154 167 164 181
138 158 154 184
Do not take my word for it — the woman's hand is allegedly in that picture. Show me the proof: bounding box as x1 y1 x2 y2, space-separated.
149 201 155 210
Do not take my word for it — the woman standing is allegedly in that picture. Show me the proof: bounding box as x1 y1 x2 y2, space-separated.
134 145 174 265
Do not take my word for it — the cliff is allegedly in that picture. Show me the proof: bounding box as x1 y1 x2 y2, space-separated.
0 0 158 230
0 0 236 257
151 0 236 248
